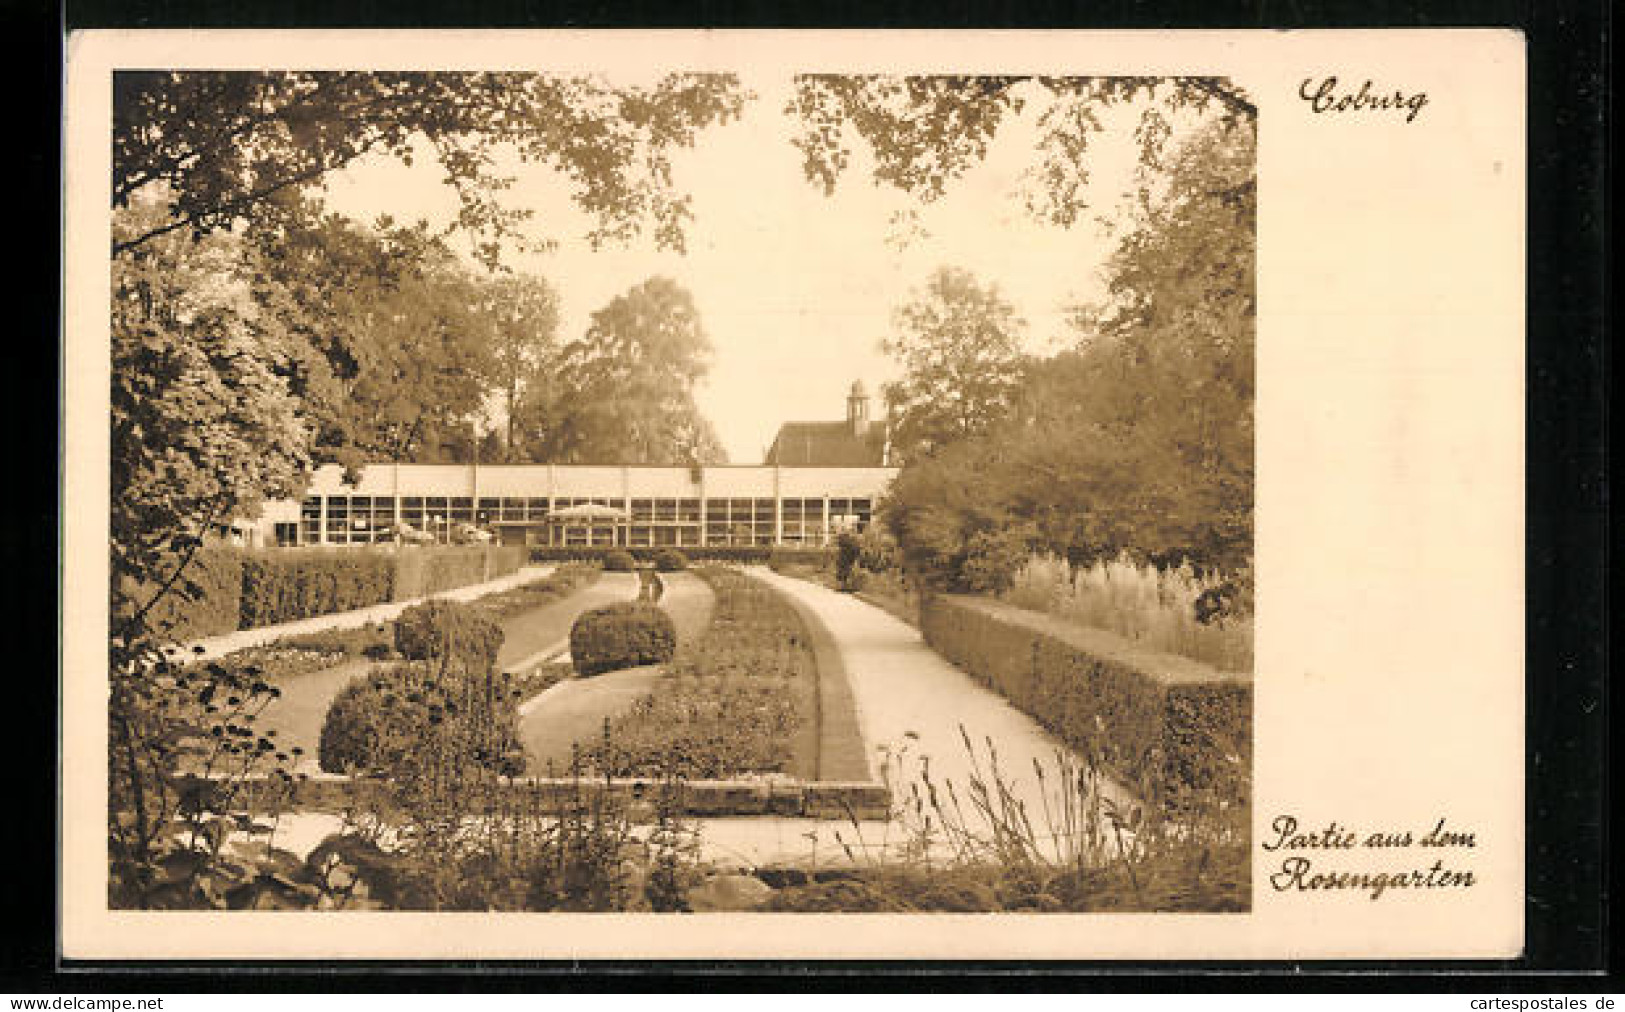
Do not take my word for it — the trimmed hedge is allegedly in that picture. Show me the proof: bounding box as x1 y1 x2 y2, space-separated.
119 548 244 641
530 545 833 568
394 545 524 601
394 599 504 676
920 594 1252 810
128 545 526 642
238 548 395 627
568 602 677 676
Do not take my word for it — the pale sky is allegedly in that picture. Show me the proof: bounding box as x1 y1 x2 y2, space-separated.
321 75 1147 463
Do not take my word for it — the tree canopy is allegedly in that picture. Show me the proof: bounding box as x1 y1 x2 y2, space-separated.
880 266 1028 464
877 112 1256 579
788 74 1254 225
524 276 727 465
113 71 750 262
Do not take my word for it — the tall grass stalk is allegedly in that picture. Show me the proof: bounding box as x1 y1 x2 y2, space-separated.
1004 552 1252 671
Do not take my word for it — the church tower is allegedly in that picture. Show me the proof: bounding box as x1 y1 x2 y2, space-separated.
847 379 871 436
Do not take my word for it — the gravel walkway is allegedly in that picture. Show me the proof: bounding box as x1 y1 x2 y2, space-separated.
737 566 1108 861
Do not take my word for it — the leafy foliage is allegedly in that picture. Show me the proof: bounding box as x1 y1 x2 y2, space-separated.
653 548 690 572
600 549 637 573
317 660 523 778
880 120 1255 578
238 549 396 628
788 74 1253 224
111 204 311 624
920 594 1252 813
393 599 505 676
568 602 678 676
524 277 727 465
880 267 1028 463
114 71 749 261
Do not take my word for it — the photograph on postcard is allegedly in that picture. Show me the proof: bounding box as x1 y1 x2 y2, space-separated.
102 67 1255 916
63 29 1526 960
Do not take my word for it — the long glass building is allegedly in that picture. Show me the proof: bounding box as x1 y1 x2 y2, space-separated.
240 381 898 549
248 462 897 549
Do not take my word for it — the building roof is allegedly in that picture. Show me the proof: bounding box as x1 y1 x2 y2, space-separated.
765 421 888 467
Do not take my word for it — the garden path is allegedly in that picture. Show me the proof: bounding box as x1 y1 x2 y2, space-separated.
171 564 557 664
495 571 641 672
254 570 641 774
683 566 1118 867
516 571 716 773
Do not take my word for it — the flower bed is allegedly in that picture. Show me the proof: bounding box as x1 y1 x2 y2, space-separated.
461 562 600 623
578 566 818 779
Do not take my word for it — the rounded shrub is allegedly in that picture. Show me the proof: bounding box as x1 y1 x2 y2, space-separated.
653 548 689 572
601 549 637 572
569 602 677 676
393 599 504 674
319 660 524 776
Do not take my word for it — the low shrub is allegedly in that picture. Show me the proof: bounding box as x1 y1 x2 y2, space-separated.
569 602 677 676
653 548 689 572
601 549 637 572
530 545 833 567
955 526 1035 595
833 531 864 591
393 599 505 676
272 621 395 660
238 549 396 627
920 594 1252 812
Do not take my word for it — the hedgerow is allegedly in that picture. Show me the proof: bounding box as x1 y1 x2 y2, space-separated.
600 549 637 572
237 549 395 627
920 593 1251 811
653 548 689 572
529 545 831 568
120 548 244 641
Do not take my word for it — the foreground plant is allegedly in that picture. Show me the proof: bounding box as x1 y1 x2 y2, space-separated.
766 727 1248 913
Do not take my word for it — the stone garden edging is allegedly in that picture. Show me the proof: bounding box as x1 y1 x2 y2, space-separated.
190 771 892 820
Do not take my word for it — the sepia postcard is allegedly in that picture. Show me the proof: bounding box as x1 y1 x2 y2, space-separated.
61 28 1524 961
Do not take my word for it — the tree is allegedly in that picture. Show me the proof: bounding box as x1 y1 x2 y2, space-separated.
113 71 749 261
477 273 562 461
244 209 499 469
526 277 727 465
110 202 310 618
877 114 1256 578
880 267 1028 463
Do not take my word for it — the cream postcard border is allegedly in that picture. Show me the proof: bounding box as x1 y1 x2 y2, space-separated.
62 28 1526 960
